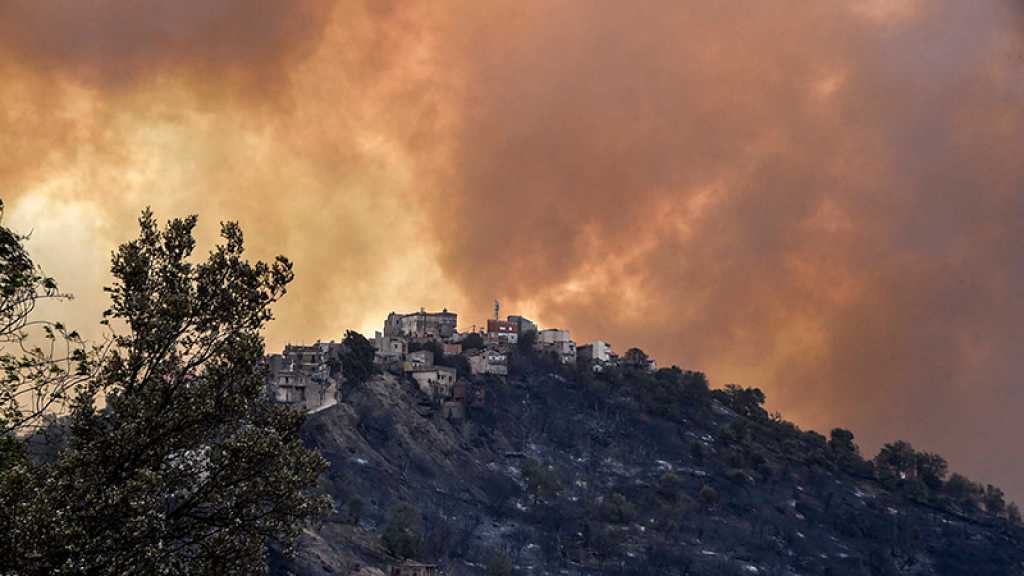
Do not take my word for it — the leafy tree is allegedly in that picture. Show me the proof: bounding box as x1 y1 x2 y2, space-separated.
522 459 561 503
828 429 857 456
462 332 485 351
1007 502 1022 525
984 485 1006 516
348 496 365 525
698 484 720 508
515 329 537 357
656 472 686 503
914 452 948 491
875 441 917 486
681 370 711 405
600 492 637 524
721 385 767 418
382 503 424 559
828 428 873 476
1 210 328 576
339 330 376 387
945 473 982 509
0 200 92 438
904 477 929 502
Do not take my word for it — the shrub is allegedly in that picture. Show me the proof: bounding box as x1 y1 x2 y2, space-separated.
486 551 514 576
690 441 705 465
522 459 562 503
914 452 948 491
725 468 752 485
699 484 720 507
381 503 424 559
656 472 686 502
599 492 638 524
1008 502 1022 525
461 332 485 351
348 496 365 525
720 385 767 419
984 485 1006 516
339 330 377 386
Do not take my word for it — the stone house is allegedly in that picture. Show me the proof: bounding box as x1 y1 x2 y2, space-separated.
384 308 458 340
507 314 537 335
266 341 342 412
624 347 657 372
404 350 435 371
537 329 577 364
374 333 407 365
410 366 457 399
467 348 508 376
486 319 519 344
578 340 614 371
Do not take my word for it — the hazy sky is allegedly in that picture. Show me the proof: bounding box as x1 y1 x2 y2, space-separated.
1 0 1022 499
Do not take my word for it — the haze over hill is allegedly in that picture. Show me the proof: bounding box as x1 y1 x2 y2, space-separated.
1 0 1022 506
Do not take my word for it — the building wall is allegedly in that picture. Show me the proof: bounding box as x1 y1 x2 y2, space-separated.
535 329 576 364
407 350 434 367
590 340 612 363
507 315 537 334
467 350 508 375
385 309 458 339
486 319 519 343
266 343 340 412
538 329 571 344
374 333 408 363
411 368 456 398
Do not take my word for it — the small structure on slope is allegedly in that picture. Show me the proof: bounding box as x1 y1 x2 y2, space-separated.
389 561 442 576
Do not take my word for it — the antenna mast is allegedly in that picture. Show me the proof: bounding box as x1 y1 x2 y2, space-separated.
494 299 501 321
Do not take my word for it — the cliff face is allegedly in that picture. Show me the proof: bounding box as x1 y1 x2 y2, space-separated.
273 362 1024 576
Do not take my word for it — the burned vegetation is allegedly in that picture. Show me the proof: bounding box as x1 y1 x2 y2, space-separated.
277 345 1024 576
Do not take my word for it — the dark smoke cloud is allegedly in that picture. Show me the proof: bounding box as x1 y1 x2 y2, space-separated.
0 0 329 87
1 0 1023 501
417 0 1024 498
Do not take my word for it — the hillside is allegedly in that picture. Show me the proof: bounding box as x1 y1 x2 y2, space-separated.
271 352 1024 576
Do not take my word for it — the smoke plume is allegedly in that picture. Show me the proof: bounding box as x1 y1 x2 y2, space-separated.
1 0 1023 498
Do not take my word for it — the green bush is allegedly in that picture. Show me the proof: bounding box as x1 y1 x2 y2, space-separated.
699 484 720 507
381 503 424 559
599 492 638 524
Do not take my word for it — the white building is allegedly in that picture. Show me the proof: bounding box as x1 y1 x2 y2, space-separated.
586 340 612 362
467 348 508 376
410 367 457 399
577 340 614 371
537 329 577 364
374 332 407 364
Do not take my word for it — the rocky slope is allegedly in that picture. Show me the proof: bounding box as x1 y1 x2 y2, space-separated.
271 355 1024 576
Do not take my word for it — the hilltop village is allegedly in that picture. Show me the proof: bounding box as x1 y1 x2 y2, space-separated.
268 306 1024 576
265 305 657 416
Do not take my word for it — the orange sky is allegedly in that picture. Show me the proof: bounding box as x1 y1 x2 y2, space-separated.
1 0 1023 499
